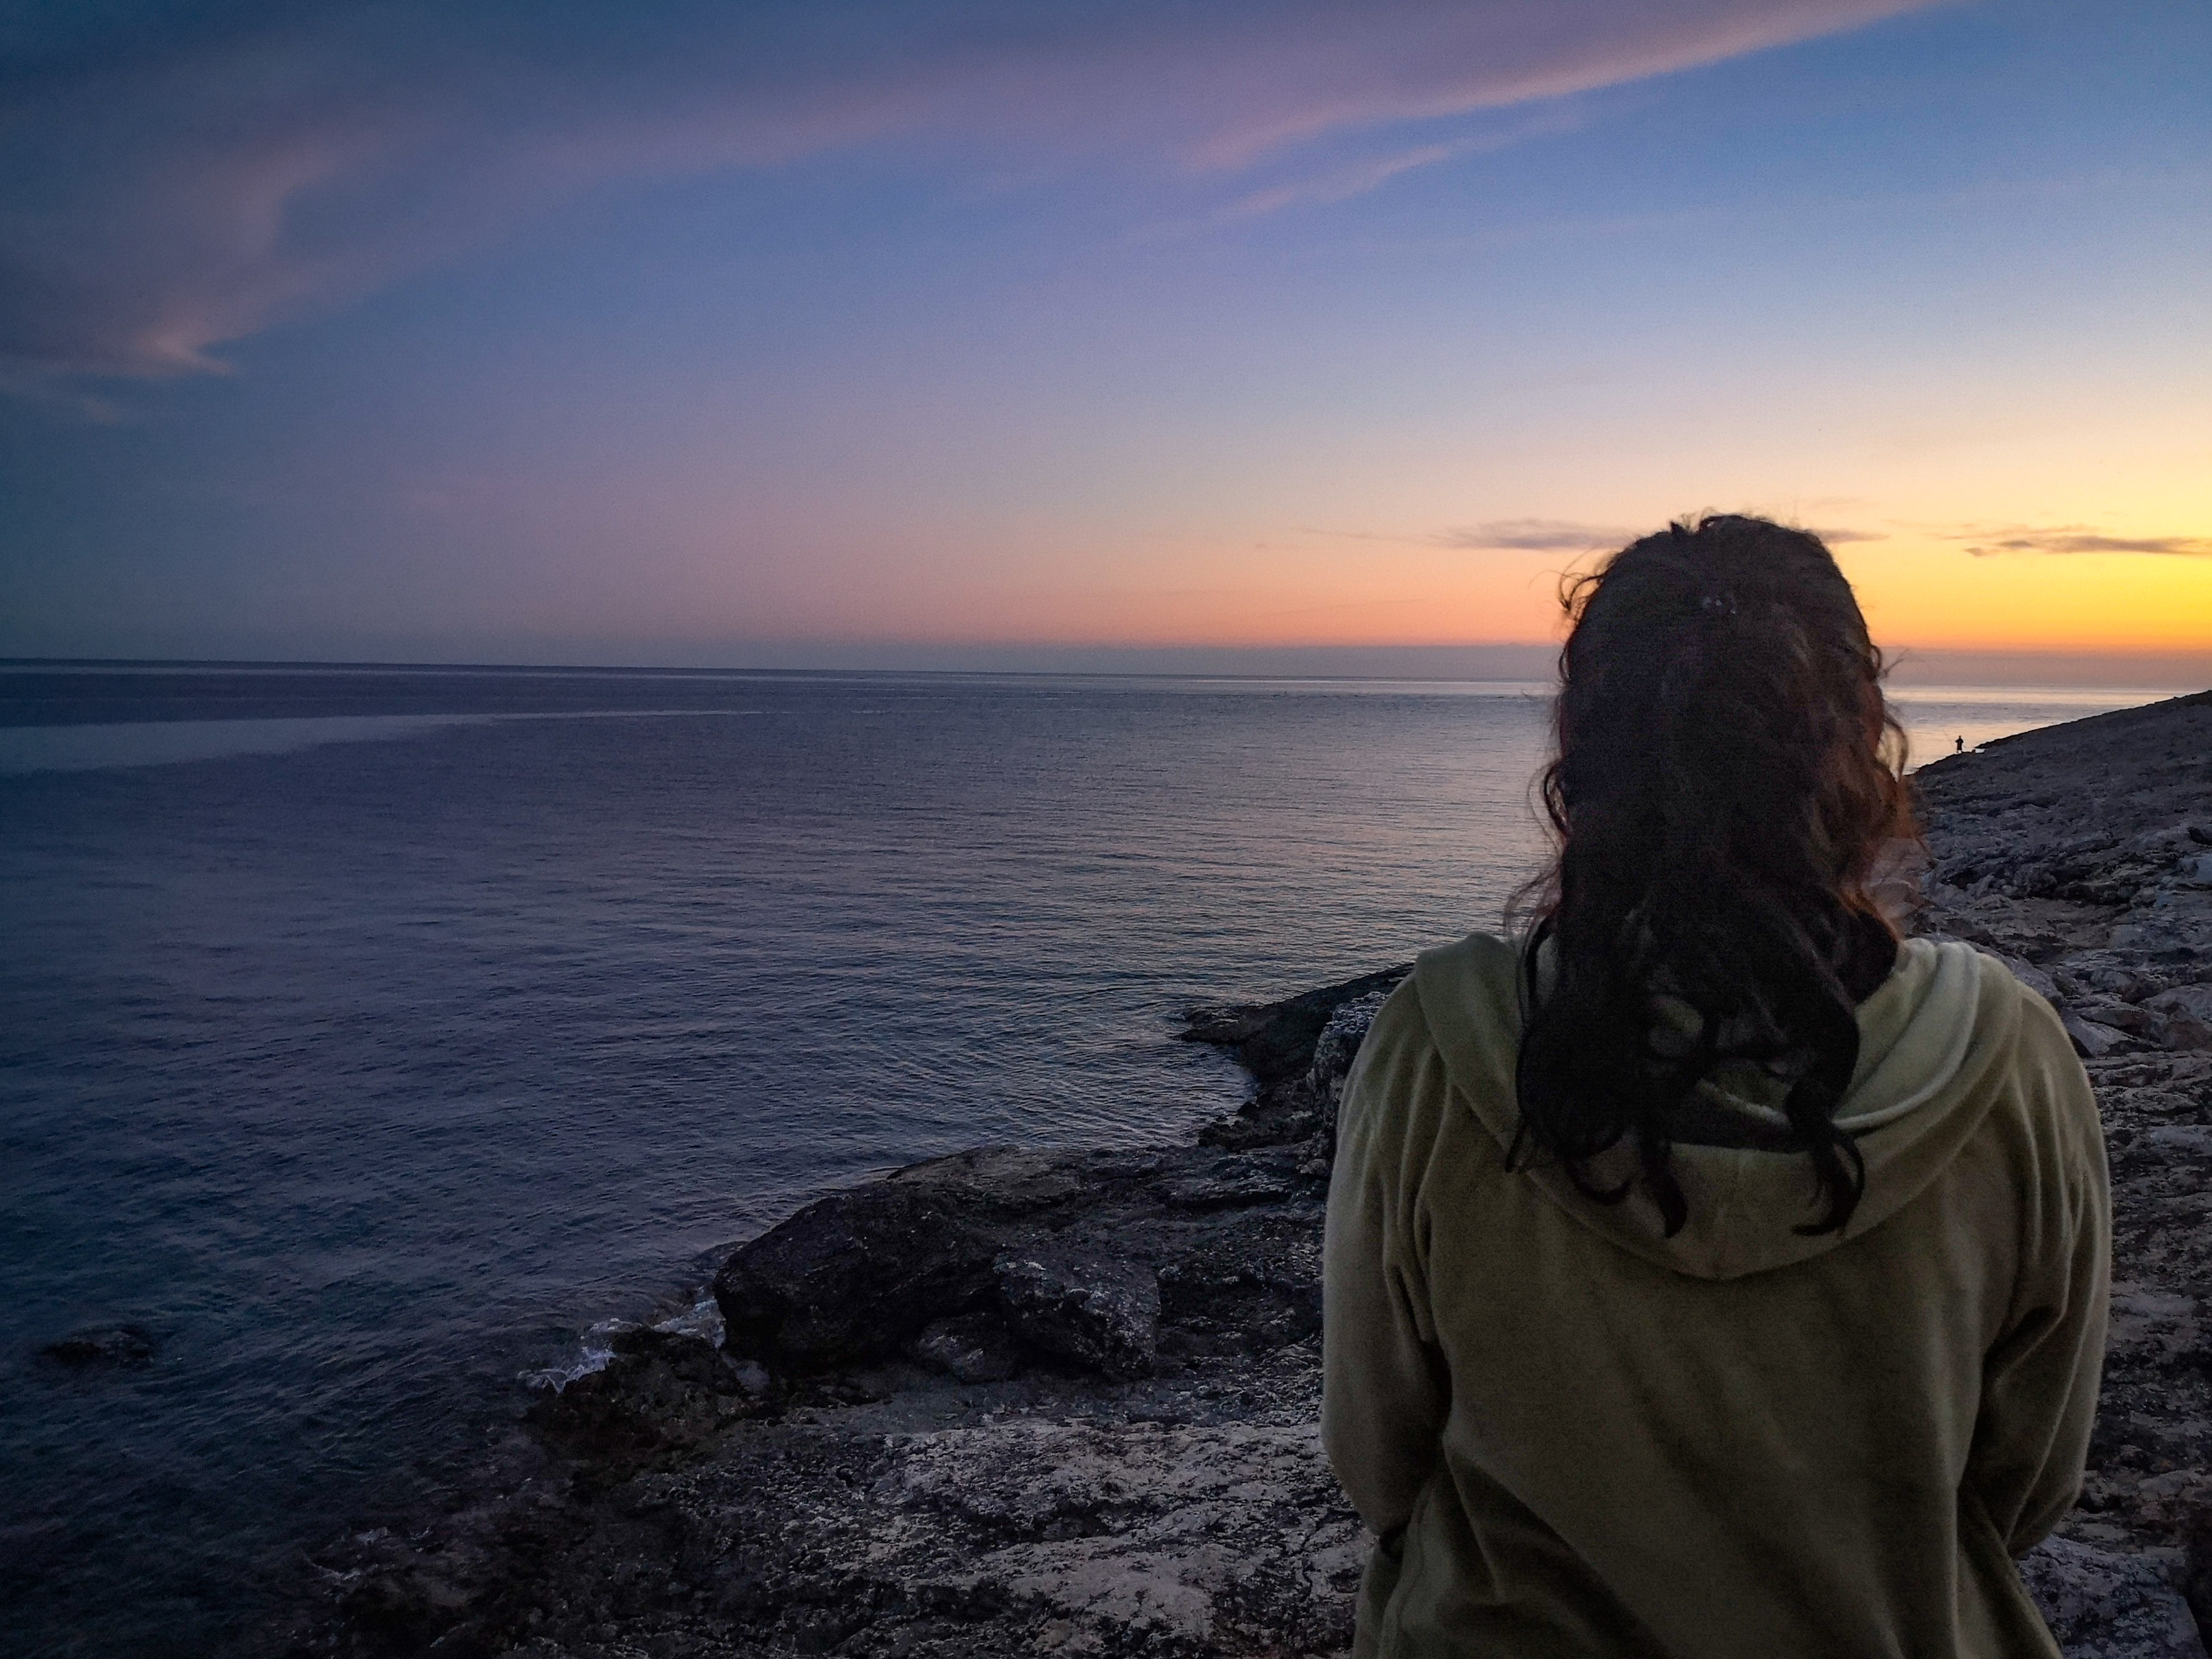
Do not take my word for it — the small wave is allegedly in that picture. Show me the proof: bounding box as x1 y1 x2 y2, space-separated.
517 1317 632 1392
519 1293 725 1393
652 1293 726 1347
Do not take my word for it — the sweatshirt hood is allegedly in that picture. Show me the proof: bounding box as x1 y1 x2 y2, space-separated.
1411 933 2026 1280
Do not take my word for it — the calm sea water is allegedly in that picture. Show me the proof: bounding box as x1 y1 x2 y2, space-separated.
0 665 2167 1653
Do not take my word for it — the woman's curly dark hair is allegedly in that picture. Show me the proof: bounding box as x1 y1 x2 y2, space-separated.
1513 514 1918 1237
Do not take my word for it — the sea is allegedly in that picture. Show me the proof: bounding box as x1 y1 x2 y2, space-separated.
0 663 2169 1653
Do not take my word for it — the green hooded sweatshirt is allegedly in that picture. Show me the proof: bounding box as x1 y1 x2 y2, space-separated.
1322 934 2109 1658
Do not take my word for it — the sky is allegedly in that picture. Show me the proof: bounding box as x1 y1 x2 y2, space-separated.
1 0 2207 682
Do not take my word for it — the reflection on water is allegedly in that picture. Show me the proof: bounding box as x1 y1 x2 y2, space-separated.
0 708 774 774
0 713 485 772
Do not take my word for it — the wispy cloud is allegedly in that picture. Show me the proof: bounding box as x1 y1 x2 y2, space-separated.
1318 517 1884 552
1218 105 1586 220
1950 526 2212 558
0 0 1940 382
1432 519 1640 551
1221 141 1472 221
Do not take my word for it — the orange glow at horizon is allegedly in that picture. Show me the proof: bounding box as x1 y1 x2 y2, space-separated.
752 536 2212 657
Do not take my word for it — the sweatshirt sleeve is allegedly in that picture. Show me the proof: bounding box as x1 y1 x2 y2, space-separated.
1323 980 1451 1536
1965 996 2113 1556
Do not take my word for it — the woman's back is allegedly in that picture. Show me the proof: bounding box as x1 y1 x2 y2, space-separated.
1324 933 2107 1657
1320 515 2108 1655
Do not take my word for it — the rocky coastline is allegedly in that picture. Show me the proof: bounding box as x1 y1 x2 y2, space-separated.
275 690 2212 1659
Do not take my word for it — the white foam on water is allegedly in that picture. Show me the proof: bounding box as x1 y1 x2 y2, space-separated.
653 1294 727 1348
518 1294 725 1393
519 1317 637 1393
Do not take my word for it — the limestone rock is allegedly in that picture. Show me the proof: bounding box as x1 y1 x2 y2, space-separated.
852 1419 1365 1653
2066 1009 2137 1060
1162 1170 1297 1210
2145 987 2212 1052
2021 1537 2206 1658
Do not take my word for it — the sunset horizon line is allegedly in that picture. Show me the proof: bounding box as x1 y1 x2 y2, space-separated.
11 642 2208 693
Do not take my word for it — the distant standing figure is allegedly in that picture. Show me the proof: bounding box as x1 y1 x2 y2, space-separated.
1957 734 1966 752
1324 515 2108 1658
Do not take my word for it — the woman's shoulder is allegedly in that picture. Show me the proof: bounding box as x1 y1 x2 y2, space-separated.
1404 932 1524 1102
1349 935 1519 1063
1414 930 1521 984
1331 935 1522 1159
1334 938 1528 1215
1914 938 2101 1142
1974 950 2106 1176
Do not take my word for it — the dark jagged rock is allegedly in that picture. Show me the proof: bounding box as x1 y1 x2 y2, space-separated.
716 1142 1325 1393
906 1313 1024 1384
525 1327 772 1481
41 1324 156 1369
993 1252 1159 1380
1156 1244 1323 1361
1182 964 1409 1152
265 690 2212 1659
713 1175 1004 1371
1178 963 1409 1088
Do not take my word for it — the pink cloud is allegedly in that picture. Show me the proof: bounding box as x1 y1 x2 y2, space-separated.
0 0 1943 379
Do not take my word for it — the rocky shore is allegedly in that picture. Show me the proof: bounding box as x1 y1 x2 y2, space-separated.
277 690 2212 1659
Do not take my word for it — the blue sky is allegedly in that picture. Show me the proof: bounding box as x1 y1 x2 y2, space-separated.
2 0 2207 677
